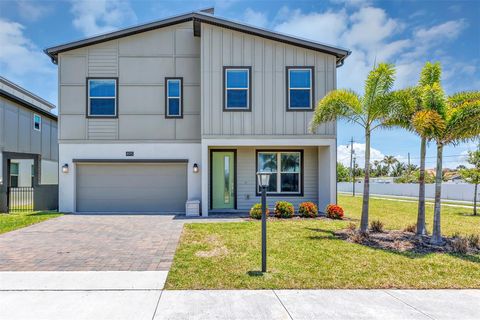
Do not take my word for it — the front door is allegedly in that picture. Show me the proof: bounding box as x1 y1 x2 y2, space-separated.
211 151 236 209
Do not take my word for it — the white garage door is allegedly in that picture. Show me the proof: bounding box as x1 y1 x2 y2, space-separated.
76 162 187 213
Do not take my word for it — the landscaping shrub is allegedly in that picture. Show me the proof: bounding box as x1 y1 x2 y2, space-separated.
451 235 468 254
349 231 368 244
370 219 384 233
249 203 269 220
347 222 357 232
325 204 344 219
274 201 294 218
298 202 318 218
467 234 480 250
403 223 416 233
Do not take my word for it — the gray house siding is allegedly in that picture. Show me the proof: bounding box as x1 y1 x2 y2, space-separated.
58 21 201 142
201 23 336 137
0 97 58 162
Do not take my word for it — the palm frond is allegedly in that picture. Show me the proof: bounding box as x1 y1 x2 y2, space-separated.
421 82 446 116
419 61 441 87
447 91 480 108
364 63 396 115
383 87 419 130
411 109 446 140
445 99 480 143
309 89 362 132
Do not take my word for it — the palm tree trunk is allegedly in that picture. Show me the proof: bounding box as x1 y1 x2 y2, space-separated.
416 137 427 236
360 128 371 232
431 142 443 245
474 183 478 216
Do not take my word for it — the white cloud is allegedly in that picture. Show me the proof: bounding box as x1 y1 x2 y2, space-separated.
337 143 385 168
17 0 52 22
275 9 348 45
70 0 137 37
271 6 469 95
330 0 373 7
243 8 268 28
0 19 54 76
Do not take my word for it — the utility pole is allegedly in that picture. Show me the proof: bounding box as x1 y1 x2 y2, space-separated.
352 156 356 197
408 152 411 167
349 137 354 180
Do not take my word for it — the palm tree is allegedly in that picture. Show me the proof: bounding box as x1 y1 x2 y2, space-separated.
382 155 398 175
386 62 443 236
392 162 407 177
415 82 480 244
310 63 396 232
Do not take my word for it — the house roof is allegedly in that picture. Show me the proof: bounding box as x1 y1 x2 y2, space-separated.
0 77 57 121
44 9 351 67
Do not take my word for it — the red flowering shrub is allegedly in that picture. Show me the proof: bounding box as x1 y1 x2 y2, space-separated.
274 201 294 218
298 202 318 218
250 203 270 219
325 204 344 219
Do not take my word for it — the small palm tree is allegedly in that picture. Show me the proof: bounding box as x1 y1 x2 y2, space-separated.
386 62 442 236
310 63 396 232
415 82 480 244
382 155 398 175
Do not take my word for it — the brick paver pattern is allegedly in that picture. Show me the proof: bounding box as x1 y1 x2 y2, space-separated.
0 215 185 271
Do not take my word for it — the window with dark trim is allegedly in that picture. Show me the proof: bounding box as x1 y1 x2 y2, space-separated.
286 67 314 110
33 114 41 131
87 78 117 117
10 162 19 188
256 151 302 195
165 78 183 118
224 67 251 111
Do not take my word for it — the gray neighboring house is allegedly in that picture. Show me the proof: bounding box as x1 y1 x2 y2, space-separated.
0 77 59 212
45 9 350 215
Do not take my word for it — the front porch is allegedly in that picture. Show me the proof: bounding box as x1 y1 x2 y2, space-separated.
201 138 336 216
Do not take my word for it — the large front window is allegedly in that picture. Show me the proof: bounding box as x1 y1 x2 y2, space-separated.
257 151 302 194
224 67 251 110
287 67 313 110
87 78 117 117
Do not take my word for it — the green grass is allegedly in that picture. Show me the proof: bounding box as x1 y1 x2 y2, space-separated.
0 211 63 234
166 195 480 289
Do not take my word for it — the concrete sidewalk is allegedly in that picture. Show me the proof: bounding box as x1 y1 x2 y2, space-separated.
0 272 479 320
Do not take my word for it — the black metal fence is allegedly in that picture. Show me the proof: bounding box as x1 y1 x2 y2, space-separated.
8 187 34 212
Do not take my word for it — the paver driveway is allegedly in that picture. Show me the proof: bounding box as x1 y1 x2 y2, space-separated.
0 214 186 271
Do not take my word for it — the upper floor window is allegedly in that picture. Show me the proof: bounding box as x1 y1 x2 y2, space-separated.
87 78 117 117
224 67 251 111
33 114 41 131
165 78 183 118
287 67 314 111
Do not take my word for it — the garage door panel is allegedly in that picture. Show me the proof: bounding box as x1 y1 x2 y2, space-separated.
76 163 187 213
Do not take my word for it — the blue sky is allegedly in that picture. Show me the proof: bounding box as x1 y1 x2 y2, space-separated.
1 0 479 169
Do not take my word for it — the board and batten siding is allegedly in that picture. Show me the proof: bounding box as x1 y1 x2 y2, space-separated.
0 96 58 162
58 21 200 142
201 23 336 137
233 146 318 210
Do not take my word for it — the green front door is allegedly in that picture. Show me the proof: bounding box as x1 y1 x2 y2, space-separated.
211 151 235 209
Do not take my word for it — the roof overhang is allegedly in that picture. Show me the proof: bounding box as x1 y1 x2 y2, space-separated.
0 89 57 121
44 11 351 67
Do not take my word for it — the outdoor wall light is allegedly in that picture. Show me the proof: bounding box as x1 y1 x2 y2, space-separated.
62 164 69 174
193 163 199 173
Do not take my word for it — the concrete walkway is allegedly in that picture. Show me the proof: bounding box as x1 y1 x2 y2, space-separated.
0 272 478 320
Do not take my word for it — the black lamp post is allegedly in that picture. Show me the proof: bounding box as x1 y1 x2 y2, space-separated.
256 172 271 273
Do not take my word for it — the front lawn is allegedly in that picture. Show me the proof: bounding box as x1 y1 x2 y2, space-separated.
0 211 63 234
165 195 480 289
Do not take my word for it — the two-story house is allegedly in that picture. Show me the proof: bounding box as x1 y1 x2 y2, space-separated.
0 77 59 212
45 9 350 215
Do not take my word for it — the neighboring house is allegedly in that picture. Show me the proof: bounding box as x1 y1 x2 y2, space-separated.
45 9 350 215
0 77 59 212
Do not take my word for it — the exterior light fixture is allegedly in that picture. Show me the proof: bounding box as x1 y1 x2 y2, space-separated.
256 171 272 273
62 164 69 174
193 163 199 173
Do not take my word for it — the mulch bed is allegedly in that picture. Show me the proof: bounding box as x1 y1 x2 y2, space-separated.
335 229 480 255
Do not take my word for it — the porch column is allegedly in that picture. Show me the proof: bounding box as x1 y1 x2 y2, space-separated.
201 141 209 216
318 141 337 211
